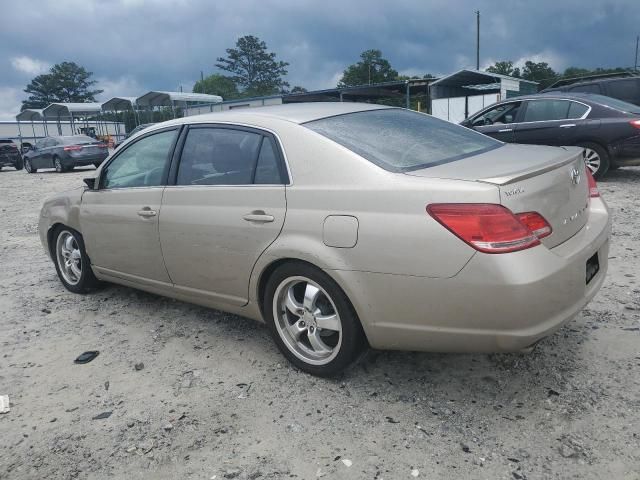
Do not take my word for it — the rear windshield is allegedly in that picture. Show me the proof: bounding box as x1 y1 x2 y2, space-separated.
0 139 14 144
304 108 500 172
60 135 96 145
588 94 640 113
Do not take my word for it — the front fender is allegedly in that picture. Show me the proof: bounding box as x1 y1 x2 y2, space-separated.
38 187 85 258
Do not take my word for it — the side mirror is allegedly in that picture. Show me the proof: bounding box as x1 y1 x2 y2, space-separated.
83 177 96 189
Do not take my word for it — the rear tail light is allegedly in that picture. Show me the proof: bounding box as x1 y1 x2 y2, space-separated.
96 143 107 148
515 211 552 239
630 119 640 129
63 145 83 151
427 203 543 254
585 167 599 198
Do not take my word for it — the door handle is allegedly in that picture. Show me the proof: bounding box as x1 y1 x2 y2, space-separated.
243 211 275 223
560 124 576 128
137 208 157 218
498 128 513 133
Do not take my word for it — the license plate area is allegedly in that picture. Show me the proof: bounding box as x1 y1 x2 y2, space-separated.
586 252 599 285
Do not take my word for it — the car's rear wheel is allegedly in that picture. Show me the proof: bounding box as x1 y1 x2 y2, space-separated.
52 227 100 293
579 142 609 179
263 262 365 376
24 158 36 173
54 156 64 173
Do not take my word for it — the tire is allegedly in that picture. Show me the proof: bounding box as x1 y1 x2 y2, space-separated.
54 156 64 173
14 158 24 170
263 262 366 376
51 226 100 294
24 158 37 173
578 142 609 180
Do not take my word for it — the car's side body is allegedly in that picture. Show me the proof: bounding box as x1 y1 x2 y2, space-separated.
462 93 640 174
543 75 640 106
39 103 610 359
24 135 109 171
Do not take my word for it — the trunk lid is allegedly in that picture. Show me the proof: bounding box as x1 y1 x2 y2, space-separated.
406 144 589 248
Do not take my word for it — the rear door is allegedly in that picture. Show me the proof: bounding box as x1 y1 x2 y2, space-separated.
159 125 288 306
514 99 588 146
469 101 522 142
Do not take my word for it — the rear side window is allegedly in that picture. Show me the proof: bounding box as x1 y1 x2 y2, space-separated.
523 100 571 122
568 102 589 118
304 109 500 172
254 138 283 184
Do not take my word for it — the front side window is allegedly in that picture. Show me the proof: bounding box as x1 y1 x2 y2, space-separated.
522 100 571 122
305 108 500 172
471 102 522 126
177 128 263 185
102 129 177 189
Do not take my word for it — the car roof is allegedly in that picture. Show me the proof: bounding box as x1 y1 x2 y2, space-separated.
176 102 392 126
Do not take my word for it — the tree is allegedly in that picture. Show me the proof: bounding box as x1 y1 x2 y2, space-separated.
521 61 556 82
193 74 239 100
290 86 308 94
216 35 289 96
338 49 398 87
22 61 102 110
486 60 520 78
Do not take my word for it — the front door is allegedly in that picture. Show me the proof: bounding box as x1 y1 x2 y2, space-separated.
80 128 180 284
470 101 523 142
159 125 288 305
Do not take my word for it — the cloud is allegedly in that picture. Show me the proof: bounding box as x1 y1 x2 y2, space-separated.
0 87 23 121
11 56 50 75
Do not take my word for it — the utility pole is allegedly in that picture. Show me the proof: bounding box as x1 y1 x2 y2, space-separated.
476 10 480 70
635 35 639 71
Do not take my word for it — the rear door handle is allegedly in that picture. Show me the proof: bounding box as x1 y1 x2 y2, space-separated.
243 211 274 223
498 128 513 133
137 208 157 218
560 124 576 128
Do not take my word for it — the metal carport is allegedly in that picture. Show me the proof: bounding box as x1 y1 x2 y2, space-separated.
16 109 48 145
42 103 105 136
135 91 223 121
101 97 140 138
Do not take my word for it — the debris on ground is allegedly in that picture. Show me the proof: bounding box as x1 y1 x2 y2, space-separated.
74 351 99 364
0 395 10 414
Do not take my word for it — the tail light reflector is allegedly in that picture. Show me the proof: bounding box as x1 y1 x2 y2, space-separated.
585 167 599 198
63 145 83 151
630 119 640 129
427 203 541 254
515 211 552 239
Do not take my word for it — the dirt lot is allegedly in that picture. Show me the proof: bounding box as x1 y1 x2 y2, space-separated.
0 166 638 480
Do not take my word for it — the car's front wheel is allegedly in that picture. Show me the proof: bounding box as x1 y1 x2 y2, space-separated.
263 262 365 376
579 142 609 179
14 158 24 170
52 227 100 293
24 158 36 173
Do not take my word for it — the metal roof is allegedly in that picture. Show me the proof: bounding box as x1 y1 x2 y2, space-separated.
43 102 103 118
136 91 223 107
16 109 45 121
102 96 138 111
429 69 538 88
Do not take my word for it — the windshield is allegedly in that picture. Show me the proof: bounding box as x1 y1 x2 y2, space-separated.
588 94 640 113
304 108 501 172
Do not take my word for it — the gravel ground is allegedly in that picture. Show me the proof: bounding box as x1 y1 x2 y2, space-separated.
1 166 639 480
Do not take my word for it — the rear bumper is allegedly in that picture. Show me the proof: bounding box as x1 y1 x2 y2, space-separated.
611 135 640 163
0 152 21 166
330 197 611 353
62 153 108 167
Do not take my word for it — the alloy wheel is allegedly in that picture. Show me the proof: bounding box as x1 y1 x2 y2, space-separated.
55 158 63 173
25 159 32 173
272 276 342 366
584 148 601 175
56 231 82 285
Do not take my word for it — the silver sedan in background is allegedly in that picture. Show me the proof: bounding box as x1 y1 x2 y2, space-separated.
38 103 610 376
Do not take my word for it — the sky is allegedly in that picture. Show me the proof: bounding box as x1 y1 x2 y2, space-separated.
0 0 639 120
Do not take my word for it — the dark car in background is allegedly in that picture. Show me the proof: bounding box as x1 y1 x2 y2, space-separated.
542 73 640 106
113 123 155 149
461 93 640 178
24 135 109 173
0 139 24 171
